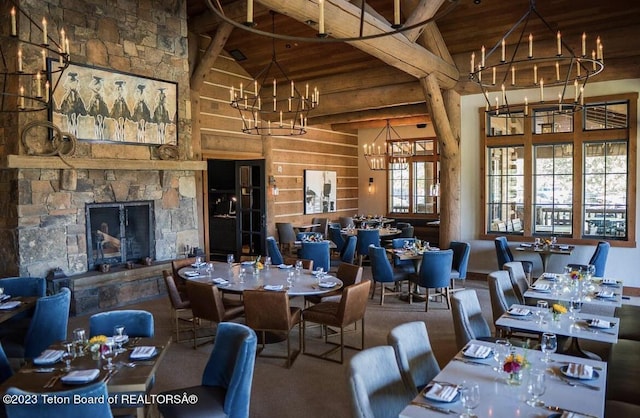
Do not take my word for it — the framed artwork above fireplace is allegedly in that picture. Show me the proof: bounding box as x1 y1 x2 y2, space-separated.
48 60 178 145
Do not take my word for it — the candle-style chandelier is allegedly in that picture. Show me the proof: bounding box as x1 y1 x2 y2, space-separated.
363 120 413 171
469 0 604 118
229 12 318 136
1 1 69 113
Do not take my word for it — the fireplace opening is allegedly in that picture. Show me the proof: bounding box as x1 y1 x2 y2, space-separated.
86 201 155 270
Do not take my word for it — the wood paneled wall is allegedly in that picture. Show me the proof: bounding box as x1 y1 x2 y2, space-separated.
195 35 359 238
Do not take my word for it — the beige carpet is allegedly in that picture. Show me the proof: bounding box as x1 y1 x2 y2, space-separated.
67 271 612 418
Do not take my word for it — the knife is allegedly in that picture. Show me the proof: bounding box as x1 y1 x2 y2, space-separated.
410 401 457 415
452 357 491 367
545 405 598 417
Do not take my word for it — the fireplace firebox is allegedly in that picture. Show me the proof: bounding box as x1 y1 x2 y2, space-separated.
86 201 155 270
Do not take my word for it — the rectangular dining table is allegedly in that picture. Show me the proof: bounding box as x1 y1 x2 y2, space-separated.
514 243 574 272
0 338 170 418
399 339 607 418
0 296 38 324
524 274 624 308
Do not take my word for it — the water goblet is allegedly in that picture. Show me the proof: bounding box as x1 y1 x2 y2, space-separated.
264 257 271 270
238 267 246 283
101 340 117 370
459 382 480 418
295 259 303 276
569 296 581 320
61 340 75 372
526 369 546 407
287 270 294 289
113 325 127 354
540 332 557 363
493 339 511 374
227 254 234 269
536 300 549 324
72 328 87 356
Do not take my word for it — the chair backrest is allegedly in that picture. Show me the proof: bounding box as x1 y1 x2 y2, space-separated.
348 345 416 418
391 238 416 269
589 241 610 277
172 257 198 278
336 263 363 287
368 245 394 283
395 222 410 230
387 321 440 391
450 289 492 350
494 236 514 268
186 281 227 323
89 309 154 339
502 261 528 303
339 216 354 228
311 217 328 237
329 226 346 252
356 229 380 255
201 322 257 418
337 280 371 327
399 225 414 238
0 277 46 297
243 290 292 331
0 342 13 384
487 270 520 324
449 241 471 280
299 241 330 272
415 249 453 289
340 235 357 264
24 287 71 359
275 222 296 245
6 381 113 418
162 270 190 309
266 236 285 265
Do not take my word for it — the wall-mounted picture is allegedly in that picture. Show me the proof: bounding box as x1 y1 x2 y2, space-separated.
48 61 177 145
304 170 337 214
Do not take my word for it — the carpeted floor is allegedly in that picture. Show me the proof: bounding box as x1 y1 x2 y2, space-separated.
67 270 612 418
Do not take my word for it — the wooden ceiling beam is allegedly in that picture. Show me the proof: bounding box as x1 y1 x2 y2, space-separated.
256 0 459 88
322 108 431 130
401 0 445 43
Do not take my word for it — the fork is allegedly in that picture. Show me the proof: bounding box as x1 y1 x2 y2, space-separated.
43 373 62 389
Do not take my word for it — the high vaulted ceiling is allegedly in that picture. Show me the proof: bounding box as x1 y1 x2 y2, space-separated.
187 0 640 130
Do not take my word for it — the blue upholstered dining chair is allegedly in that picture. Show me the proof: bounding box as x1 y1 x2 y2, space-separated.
450 289 493 350
2 287 71 360
0 277 46 297
355 229 380 266
158 322 258 418
387 321 440 392
299 240 330 272
495 236 534 278
369 245 408 305
328 225 346 253
411 249 453 311
5 381 113 418
89 309 154 338
449 241 471 289
266 236 285 265
567 240 610 277
340 235 357 265
0 342 13 384
391 238 416 274
348 345 416 418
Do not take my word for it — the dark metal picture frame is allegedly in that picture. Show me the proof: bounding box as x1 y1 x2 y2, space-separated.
48 60 178 145
304 170 337 214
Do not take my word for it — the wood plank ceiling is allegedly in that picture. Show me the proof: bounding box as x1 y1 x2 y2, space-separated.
187 0 640 130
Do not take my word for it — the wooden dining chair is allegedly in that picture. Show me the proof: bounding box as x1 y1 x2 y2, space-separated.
162 270 192 343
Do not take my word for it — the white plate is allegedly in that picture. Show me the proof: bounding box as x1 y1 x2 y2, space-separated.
318 282 337 288
560 365 599 380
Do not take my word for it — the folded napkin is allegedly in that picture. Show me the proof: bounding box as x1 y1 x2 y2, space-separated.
588 318 612 328
0 301 20 310
531 284 550 292
424 383 458 402
185 271 202 277
190 262 206 268
463 344 492 359
241 261 254 266
264 285 284 291
601 278 620 286
278 264 293 269
558 245 570 250
0 294 11 302
33 349 65 365
597 290 615 298
130 346 157 360
212 278 229 285
318 281 337 288
61 369 100 384
520 243 533 247
508 307 531 316
564 363 594 380
542 273 560 281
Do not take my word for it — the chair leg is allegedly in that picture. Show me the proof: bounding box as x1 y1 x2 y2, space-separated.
380 283 384 305
445 287 451 310
424 288 429 312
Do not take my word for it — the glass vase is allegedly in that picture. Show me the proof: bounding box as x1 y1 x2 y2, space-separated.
506 370 523 386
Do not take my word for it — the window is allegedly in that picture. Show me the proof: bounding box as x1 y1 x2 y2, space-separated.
482 93 637 245
388 138 440 216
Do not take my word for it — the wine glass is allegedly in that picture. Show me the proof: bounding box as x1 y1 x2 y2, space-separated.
540 332 557 363
526 369 546 407
61 340 74 372
72 328 87 357
264 256 272 270
101 339 117 370
295 259 303 275
569 296 581 321
227 254 234 269
459 382 480 418
536 300 549 324
113 325 127 354
286 270 294 289
493 339 511 375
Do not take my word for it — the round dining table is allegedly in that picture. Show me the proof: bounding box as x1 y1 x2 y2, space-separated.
178 261 343 296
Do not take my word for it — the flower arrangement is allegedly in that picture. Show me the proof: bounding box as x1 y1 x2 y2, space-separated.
503 351 529 385
552 303 567 321
87 335 107 353
569 270 583 280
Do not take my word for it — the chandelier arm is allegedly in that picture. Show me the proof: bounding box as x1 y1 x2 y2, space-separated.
204 0 460 43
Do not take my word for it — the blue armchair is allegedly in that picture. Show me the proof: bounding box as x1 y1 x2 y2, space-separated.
0 342 12 384
0 277 46 297
5 381 113 418
495 236 533 277
299 240 330 272
411 249 453 311
369 245 408 305
266 236 285 265
328 225 346 253
356 229 380 266
158 322 258 418
567 241 610 277
391 238 416 274
449 241 471 289
89 309 154 338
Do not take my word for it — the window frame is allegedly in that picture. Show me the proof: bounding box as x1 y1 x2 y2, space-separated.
480 92 637 247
